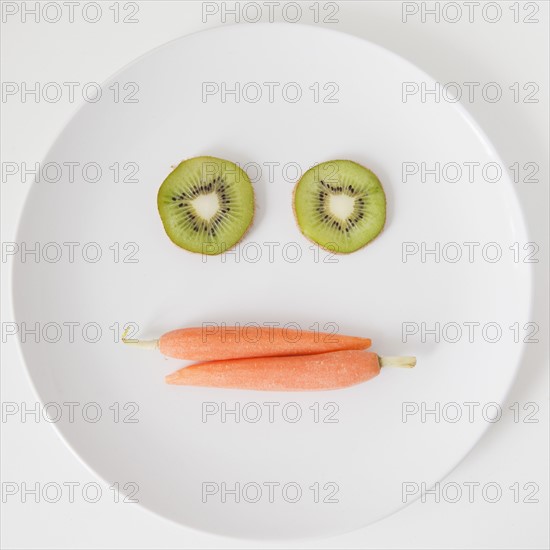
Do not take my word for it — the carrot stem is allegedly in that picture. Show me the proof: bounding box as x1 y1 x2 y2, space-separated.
121 327 159 350
378 356 416 368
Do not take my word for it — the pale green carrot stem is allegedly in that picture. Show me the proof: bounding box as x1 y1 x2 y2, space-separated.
379 356 416 368
121 327 159 350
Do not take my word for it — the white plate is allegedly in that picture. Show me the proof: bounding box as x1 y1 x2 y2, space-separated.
13 24 531 539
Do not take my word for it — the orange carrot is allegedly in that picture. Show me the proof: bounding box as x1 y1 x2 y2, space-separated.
165 350 416 391
123 326 371 361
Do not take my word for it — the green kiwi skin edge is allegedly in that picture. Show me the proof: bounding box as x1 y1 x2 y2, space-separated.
292 159 386 255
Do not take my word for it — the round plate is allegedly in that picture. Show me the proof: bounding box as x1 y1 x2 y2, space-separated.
13 24 531 539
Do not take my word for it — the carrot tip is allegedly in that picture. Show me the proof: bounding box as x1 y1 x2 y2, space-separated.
165 372 181 384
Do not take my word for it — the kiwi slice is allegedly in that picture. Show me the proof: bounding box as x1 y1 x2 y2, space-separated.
157 156 254 255
293 160 386 254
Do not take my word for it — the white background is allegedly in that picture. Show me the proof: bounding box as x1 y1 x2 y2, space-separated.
1 1 548 548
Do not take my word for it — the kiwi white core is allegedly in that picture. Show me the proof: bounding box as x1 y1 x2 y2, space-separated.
328 193 355 221
191 192 220 221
